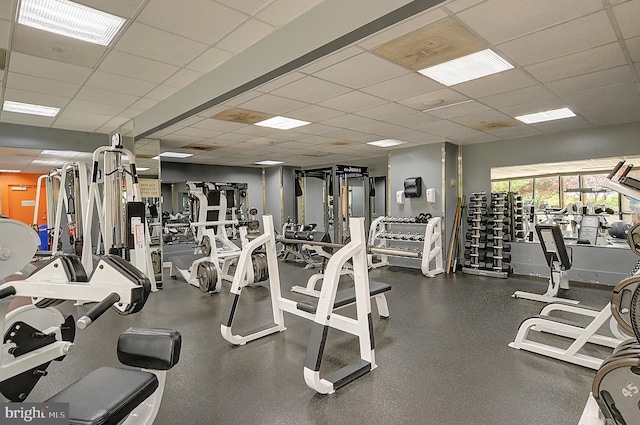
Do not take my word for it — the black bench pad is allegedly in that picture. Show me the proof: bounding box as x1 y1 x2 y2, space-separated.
46 367 158 425
296 281 391 314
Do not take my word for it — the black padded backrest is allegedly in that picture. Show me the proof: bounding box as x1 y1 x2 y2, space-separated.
117 328 181 370
535 224 571 270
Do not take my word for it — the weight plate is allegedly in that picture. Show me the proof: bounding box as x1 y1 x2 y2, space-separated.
611 275 640 334
201 235 212 257
628 223 640 256
197 261 217 293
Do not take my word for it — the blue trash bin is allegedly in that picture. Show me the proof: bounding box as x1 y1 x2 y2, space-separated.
38 224 48 251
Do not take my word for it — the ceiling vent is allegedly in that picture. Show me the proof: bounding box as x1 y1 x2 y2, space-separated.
210 108 273 124
373 18 485 70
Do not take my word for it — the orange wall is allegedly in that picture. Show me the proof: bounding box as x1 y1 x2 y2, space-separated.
0 173 48 225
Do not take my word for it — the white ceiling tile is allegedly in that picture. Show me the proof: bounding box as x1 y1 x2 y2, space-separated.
443 0 485 13
55 109 112 127
256 0 323 27
270 76 350 103
314 52 407 89
115 23 208 66
255 72 305 93
453 69 537 99
531 116 591 133
627 35 640 62
386 112 440 129
322 129 377 143
191 118 246 132
186 47 234 73
75 86 139 107
138 0 247 44
97 117 132 133
481 125 543 138
479 85 554 109
65 99 127 116
12 24 107 68
118 108 145 119
319 113 377 129
171 127 223 138
0 1 12 20
299 46 362 74
289 123 337 135
217 19 275 53
525 43 626 82
8 52 92 84
238 93 308 114
498 12 616 66
4 88 70 108
458 0 603 44
546 66 634 96
287 104 344 122
0 19 9 49
74 0 147 19
351 120 410 137
216 0 273 15
355 103 416 120
144 85 178 101
222 90 262 107
578 95 640 126
613 1 640 39
358 8 447 50
6 73 80 97
428 100 493 119
417 120 479 138
100 50 180 83
561 82 640 108
85 71 156 97
317 91 387 113
360 72 442 102
450 109 511 126
501 98 575 118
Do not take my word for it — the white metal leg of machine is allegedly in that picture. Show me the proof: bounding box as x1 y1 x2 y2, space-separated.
513 270 579 304
509 302 625 370
578 394 606 425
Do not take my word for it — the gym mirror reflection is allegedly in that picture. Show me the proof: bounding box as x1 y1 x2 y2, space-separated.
132 137 163 284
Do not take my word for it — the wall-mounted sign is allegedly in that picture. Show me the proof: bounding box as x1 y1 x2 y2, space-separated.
11 186 27 191
21 200 35 207
138 179 160 198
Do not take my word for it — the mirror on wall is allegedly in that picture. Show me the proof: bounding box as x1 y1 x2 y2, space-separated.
132 137 162 282
491 156 640 246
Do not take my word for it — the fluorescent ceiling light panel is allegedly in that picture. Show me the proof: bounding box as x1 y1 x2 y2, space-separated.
136 167 150 171
515 107 577 124
254 116 310 130
418 49 513 86
18 0 126 46
153 152 194 159
255 160 284 166
367 139 407 148
3 100 60 117
0 169 21 173
41 149 80 157
32 159 64 165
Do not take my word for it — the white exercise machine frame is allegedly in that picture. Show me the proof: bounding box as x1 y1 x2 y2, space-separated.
221 215 387 394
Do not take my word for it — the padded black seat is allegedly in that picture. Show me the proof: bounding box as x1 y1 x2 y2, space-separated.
46 367 158 425
296 281 392 314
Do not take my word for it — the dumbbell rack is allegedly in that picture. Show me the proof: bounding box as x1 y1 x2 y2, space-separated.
462 192 512 278
368 215 444 277
510 192 525 240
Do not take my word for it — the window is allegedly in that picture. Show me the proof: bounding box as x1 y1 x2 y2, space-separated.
510 178 533 205
534 176 560 209
491 180 509 192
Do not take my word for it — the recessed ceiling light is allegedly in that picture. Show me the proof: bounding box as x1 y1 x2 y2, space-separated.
136 167 150 171
152 152 194 159
18 0 126 46
515 107 576 124
255 160 284 166
254 116 310 130
418 49 513 86
0 169 21 173
367 139 407 148
41 149 80 157
3 100 60 117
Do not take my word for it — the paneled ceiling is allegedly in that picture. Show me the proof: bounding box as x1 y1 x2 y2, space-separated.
1 0 639 171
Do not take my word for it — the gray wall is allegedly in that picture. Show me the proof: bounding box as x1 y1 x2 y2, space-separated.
388 143 450 268
461 121 640 285
161 183 173 213
303 176 326 231
264 167 282 230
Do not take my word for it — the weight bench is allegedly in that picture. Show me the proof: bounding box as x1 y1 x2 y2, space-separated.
296 281 391 318
46 328 181 425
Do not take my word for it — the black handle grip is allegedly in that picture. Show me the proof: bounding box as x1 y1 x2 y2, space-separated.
77 292 120 329
0 286 16 300
607 161 625 179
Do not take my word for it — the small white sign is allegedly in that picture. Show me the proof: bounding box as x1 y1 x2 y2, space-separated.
138 179 159 198
21 200 36 207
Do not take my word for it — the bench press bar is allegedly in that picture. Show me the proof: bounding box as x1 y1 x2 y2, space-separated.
275 237 422 259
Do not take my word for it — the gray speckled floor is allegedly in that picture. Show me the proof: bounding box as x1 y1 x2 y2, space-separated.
26 262 616 425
